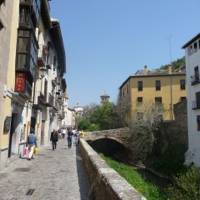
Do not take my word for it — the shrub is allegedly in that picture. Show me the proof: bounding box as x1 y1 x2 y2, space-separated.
78 119 91 130
167 166 200 200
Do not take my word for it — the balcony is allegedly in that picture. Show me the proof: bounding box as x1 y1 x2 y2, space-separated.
16 30 38 79
192 101 200 110
20 0 41 26
191 75 200 86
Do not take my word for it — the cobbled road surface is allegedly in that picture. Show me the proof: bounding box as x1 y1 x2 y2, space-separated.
0 140 90 200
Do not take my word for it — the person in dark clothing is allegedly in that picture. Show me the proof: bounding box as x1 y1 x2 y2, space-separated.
50 130 58 150
67 129 73 148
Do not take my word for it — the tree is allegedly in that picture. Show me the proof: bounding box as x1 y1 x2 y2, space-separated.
128 103 163 162
78 102 124 131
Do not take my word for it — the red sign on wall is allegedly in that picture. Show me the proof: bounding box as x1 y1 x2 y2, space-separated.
15 73 26 92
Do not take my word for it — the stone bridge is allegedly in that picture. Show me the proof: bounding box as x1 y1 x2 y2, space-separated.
84 128 132 161
84 128 129 147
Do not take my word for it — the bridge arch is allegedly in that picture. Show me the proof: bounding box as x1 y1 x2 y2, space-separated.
87 137 131 163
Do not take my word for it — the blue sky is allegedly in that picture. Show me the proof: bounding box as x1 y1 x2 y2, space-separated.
51 0 200 107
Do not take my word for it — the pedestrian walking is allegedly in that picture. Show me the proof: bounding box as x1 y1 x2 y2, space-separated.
61 128 66 139
27 129 37 160
50 129 58 150
74 130 80 145
67 128 73 148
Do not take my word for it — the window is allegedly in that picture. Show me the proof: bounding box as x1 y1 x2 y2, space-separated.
196 92 200 109
180 97 186 102
194 42 198 51
188 45 193 55
137 97 143 105
0 0 5 7
155 97 162 104
197 115 200 131
0 19 3 31
17 37 30 52
155 80 161 91
194 66 199 81
137 112 143 120
180 79 185 90
53 56 57 66
138 81 143 91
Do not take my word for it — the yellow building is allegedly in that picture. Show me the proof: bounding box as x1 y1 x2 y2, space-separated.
0 0 19 168
0 0 66 169
119 66 186 123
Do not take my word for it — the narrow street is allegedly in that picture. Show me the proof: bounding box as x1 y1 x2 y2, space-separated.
0 140 90 200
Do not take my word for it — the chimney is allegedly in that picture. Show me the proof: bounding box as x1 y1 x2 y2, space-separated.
144 65 148 75
168 65 172 74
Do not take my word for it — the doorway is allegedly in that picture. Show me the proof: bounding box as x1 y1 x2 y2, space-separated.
8 113 17 158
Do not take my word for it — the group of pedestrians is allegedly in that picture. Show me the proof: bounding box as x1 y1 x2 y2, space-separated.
23 128 79 160
50 128 80 150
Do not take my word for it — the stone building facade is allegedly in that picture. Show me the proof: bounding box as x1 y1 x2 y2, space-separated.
119 66 186 124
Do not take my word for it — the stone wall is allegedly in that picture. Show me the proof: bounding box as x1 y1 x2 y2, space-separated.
80 139 145 200
85 128 130 147
152 100 188 158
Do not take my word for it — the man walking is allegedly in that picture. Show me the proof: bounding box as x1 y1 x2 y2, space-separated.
27 129 37 160
50 129 58 150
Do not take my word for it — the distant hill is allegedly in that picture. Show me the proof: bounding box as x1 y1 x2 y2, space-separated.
159 57 185 72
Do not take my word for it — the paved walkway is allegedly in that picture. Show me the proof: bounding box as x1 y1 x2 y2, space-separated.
0 140 90 200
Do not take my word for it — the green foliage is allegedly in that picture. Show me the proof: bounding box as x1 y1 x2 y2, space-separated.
102 155 166 200
167 166 200 200
78 102 123 131
78 119 91 130
160 57 185 71
150 144 187 176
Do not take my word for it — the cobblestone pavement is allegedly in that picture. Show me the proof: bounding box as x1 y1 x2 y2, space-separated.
0 140 90 200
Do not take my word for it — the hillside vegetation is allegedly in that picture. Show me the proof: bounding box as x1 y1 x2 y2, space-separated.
159 57 185 71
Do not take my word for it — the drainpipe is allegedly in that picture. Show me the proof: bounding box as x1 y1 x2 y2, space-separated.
168 65 173 120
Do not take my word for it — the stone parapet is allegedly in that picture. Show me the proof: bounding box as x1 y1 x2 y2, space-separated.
80 139 146 200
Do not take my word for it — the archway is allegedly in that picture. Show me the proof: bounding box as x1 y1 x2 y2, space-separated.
88 138 131 163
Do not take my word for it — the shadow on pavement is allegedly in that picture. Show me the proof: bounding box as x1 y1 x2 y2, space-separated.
76 146 91 200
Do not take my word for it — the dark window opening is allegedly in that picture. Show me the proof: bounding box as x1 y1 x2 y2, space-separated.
0 20 3 30
180 79 186 90
138 81 143 91
197 115 200 131
194 66 199 81
194 42 198 50
196 92 200 109
155 80 161 91
180 97 186 102
53 56 57 66
0 0 5 7
155 97 162 104
44 80 48 101
137 97 143 103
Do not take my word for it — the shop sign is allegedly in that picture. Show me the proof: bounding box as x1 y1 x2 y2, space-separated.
15 73 26 93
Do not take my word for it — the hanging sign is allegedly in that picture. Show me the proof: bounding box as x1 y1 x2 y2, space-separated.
15 73 26 93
